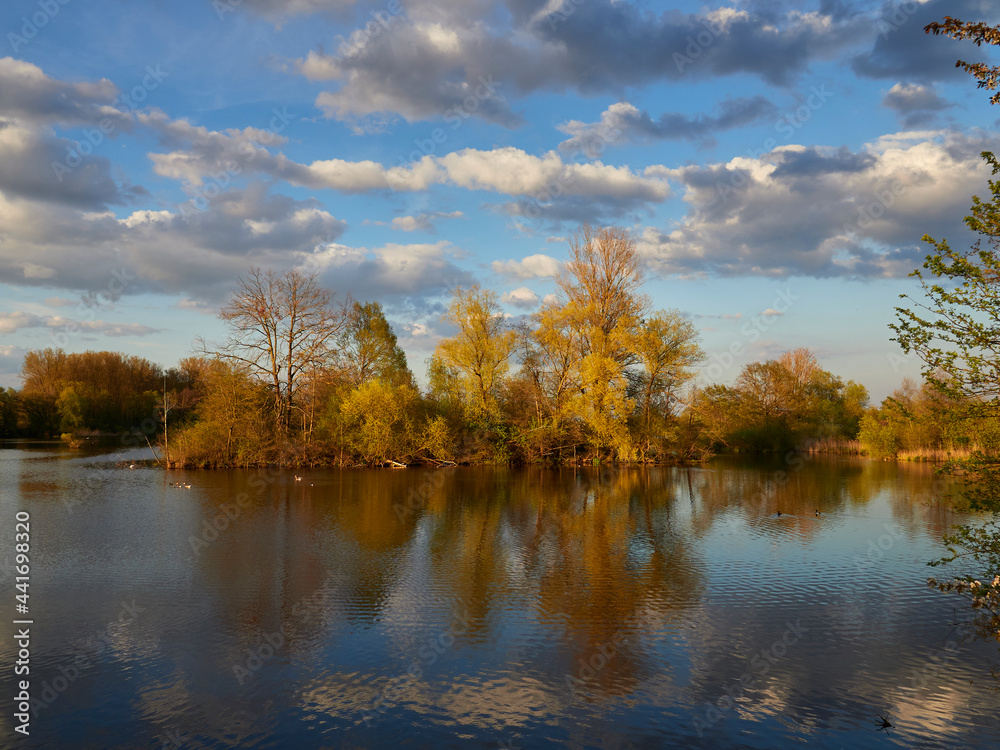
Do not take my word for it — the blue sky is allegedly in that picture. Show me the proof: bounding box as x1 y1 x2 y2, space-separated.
1 0 999 400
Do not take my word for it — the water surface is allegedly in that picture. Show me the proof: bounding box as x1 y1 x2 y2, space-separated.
1 443 998 748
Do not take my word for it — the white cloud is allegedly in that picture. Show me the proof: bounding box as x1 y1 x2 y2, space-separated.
0 311 160 336
438 148 670 202
0 184 348 301
305 240 474 308
0 57 128 128
390 210 463 232
557 97 777 157
501 286 540 309
147 133 670 206
640 131 991 278
492 253 561 280
292 1 869 129
175 298 218 315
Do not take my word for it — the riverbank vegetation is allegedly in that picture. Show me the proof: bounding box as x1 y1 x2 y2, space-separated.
0 224 859 467
0 219 979 469
0 210 992 473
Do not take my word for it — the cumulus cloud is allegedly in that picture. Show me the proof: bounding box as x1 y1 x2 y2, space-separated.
390 210 463 232
0 343 25 387
852 0 999 81
640 131 992 278
145 130 670 208
0 59 159 212
0 184 347 301
558 97 779 157
0 57 130 129
292 1 869 129
305 240 474 313
0 59 154 210
492 253 561 280
175 298 218 315
0 122 147 209
0 310 160 336
882 83 952 127
501 286 540 309
140 109 291 187
438 148 669 202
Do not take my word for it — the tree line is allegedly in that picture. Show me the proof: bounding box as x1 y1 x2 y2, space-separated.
0 224 875 465
2 211 992 473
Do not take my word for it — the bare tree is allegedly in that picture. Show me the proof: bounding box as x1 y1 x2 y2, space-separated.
208 266 344 432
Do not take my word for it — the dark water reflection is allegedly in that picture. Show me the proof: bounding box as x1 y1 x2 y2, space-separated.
1 444 998 749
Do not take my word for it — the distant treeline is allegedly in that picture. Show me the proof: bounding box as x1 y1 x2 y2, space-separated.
0 224 981 467
1 349 195 438
859 378 1000 461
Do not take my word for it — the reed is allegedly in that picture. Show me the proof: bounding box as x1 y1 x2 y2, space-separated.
801 437 864 455
894 446 978 462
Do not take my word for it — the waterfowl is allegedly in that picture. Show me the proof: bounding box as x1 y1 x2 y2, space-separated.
874 715 893 732
294 475 302 481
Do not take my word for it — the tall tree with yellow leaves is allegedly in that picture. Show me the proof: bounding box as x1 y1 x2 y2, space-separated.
557 225 650 456
435 285 517 416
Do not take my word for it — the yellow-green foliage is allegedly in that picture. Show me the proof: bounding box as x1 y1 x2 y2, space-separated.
858 409 899 459
339 379 420 463
857 378 998 460
435 285 516 416
694 348 868 453
421 415 455 461
170 359 273 467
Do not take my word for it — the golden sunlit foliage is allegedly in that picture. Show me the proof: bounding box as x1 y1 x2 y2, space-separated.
19 348 162 435
9 225 892 468
693 348 868 453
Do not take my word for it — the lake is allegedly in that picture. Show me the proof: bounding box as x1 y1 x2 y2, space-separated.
1 442 998 749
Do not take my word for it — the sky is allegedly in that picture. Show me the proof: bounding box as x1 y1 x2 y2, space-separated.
1 0 999 401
